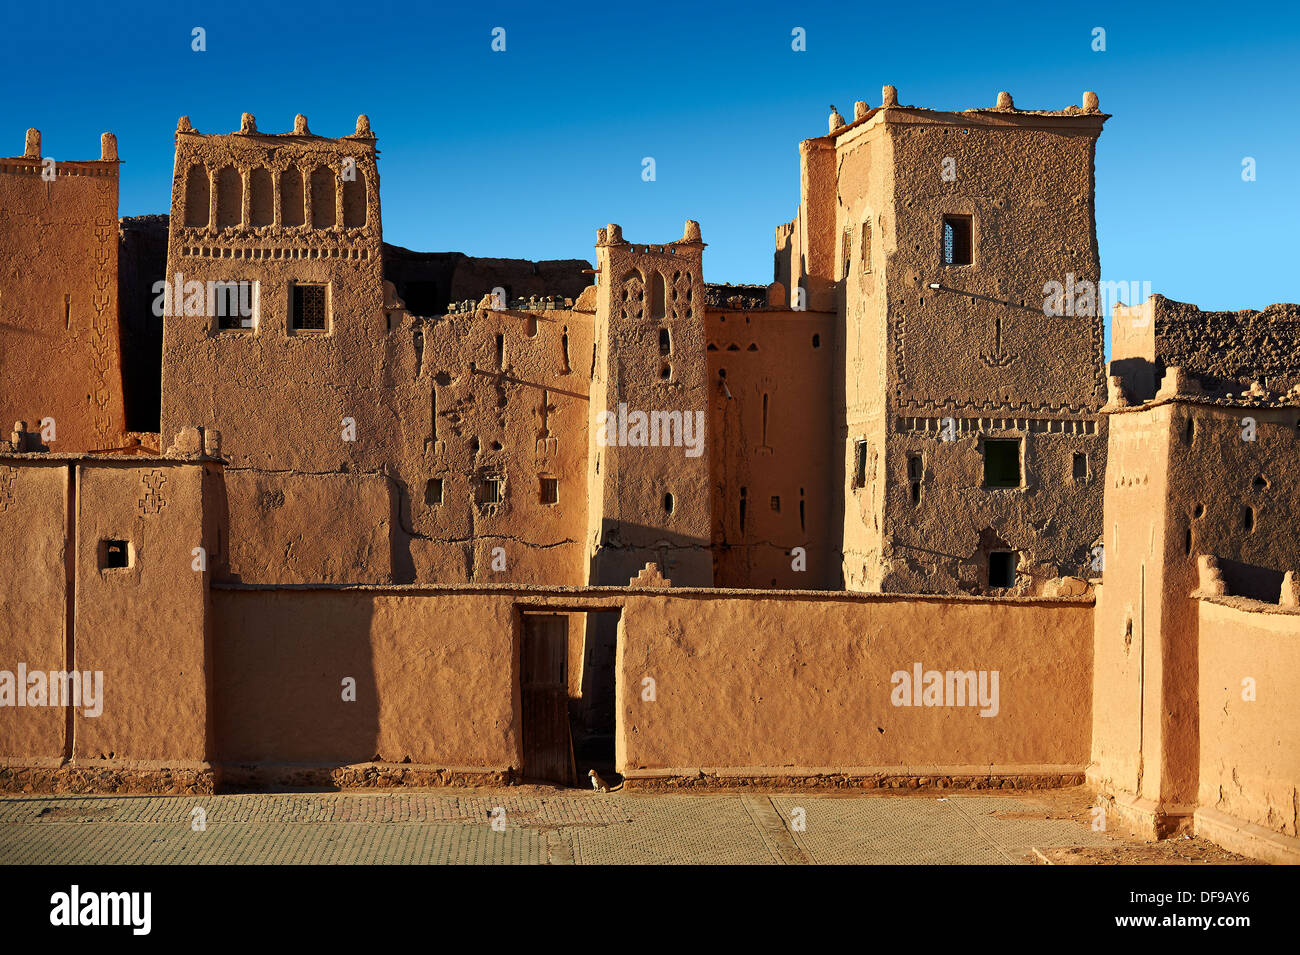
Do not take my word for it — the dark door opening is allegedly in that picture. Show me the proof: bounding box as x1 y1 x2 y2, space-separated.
572 610 621 786
521 613 576 785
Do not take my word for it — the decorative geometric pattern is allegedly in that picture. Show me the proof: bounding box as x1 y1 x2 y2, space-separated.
137 469 167 515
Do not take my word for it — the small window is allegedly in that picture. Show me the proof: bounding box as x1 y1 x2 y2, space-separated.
812 333 821 349
770 495 781 513
1072 452 1089 482
907 454 923 482
214 281 257 331
663 492 674 514
659 327 671 356
942 215 972 266
989 551 1016 588
291 283 328 332
853 439 868 489
425 478 443 506
983 439 1021 488
861 220 872 273
477 476 503 504
99 539 130 570
1243 506 1255 533
842 226 853 278
539 476 559 505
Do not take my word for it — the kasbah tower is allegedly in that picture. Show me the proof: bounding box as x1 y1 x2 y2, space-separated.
776 86 1108 595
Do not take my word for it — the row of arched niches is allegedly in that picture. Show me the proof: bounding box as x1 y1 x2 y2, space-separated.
181 164 368 229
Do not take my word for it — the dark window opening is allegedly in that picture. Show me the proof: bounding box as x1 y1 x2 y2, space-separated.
799 488 806 532
942 215 972 266
539 476 559 505
812 333 820 348
291 283 327 332
99 539 130 569
495 333 504 367
663 492 674 514
907 454 923 482
983 438 1021 488
739 487 747 532
989 551 1015 588
853 439 868 489
397 280 442 317
1072 452 1089 482
842 226 853 278
910 482 921 506
425 478 443 505
1243 506 1255 532
477 476 503 504
770 495 780 513
659 327 671 355
1185 526 1194 556
1185 419 1196 444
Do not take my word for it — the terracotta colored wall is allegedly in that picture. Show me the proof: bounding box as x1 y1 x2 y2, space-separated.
587 229 713 587
0 142 125 452
213 589 518 768
0 461 70 761
617 591 1093 775
1091 398 1300 820
72 462 213 764
706 307 838 588
1197 599 1300 838
1113 295 1300 402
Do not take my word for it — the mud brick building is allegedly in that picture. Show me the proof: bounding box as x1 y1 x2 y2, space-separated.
1 92 1298 863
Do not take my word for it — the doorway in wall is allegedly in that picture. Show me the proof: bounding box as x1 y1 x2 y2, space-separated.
572 610 621 786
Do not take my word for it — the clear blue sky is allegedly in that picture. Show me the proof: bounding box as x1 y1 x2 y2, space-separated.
5 0 1298 321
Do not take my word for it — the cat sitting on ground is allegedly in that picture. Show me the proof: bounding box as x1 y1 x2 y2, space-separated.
588 769 624 792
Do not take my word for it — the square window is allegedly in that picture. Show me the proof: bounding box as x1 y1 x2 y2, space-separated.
989 551 1016 588
539 476 559 505
477 476 503 504
214 281 257 331
983 439 1021 488
942 215 972 266
291 283 328 332
98 539 130 569
1072 452 1089 482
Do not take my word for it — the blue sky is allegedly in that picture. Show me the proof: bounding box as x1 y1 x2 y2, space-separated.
4 0 1298 320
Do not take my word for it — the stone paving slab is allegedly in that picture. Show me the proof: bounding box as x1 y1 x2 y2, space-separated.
0 788 1202 865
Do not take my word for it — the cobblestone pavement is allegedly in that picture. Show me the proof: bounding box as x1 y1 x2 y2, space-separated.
0 786 1247 865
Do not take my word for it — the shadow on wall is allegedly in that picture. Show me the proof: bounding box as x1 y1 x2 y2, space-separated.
1216 558 1285 603
213 591 379 769
589 519 712 587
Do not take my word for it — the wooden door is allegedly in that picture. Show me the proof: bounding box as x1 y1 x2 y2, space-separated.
521 614 575 785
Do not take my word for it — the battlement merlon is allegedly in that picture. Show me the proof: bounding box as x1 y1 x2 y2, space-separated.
0 128 121 171
812 87 1108 147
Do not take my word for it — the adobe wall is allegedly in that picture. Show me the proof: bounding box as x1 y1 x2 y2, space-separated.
617 590 1093 783
1196 597 1300 855
160 115 386 473
587 226 713 587
0 455 215 793
705 306 838 588
212 589 517 777
0 461 70 764
1113 295 1300 402
0 132 125 452
1091 393 1300 837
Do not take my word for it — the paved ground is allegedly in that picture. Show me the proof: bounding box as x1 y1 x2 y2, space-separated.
0 786 1250 865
